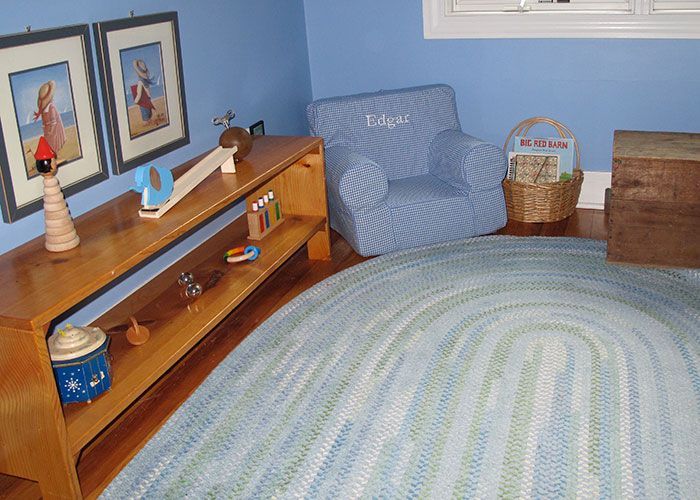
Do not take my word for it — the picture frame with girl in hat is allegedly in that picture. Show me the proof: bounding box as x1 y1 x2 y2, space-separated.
0 24 108 223
10 63 82 177
93 12 189 175
120 43 170 139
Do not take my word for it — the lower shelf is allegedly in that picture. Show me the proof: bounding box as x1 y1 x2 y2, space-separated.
63 213 326 453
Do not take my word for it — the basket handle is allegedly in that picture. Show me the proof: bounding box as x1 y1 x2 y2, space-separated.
503 116 581 172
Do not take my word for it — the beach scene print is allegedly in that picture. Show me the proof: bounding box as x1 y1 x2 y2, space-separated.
10 62 82 179
119 42 169 139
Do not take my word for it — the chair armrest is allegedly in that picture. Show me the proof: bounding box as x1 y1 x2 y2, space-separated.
325 146 389 211
429 129 507 192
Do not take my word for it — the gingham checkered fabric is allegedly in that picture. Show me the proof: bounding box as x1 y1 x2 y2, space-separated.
330 199 396 257
307 84 507 256
386 175 476 250
325 146 388 211
466 186 508 233
429 129 507 193
307 84 460 180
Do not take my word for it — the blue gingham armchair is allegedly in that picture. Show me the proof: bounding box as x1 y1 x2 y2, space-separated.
307 84 507 256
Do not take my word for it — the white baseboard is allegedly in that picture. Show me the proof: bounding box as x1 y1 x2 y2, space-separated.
576 171 611 210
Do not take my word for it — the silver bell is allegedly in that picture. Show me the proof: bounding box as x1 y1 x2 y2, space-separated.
185 282 203 298
178 272 194 286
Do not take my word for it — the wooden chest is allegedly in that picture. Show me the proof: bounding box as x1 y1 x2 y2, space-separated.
607 130 700 268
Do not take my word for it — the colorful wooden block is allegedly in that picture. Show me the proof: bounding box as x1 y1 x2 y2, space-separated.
247 193 284 240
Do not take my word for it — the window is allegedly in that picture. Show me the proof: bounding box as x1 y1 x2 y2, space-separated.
423 0 700 38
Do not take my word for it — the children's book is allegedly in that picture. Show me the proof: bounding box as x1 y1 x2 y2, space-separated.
514 136 574 180
508 152 560 184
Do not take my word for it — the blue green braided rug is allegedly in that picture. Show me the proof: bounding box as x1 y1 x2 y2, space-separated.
102 236 700 499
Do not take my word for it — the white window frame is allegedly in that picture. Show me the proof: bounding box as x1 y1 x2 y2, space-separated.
423 0 700 38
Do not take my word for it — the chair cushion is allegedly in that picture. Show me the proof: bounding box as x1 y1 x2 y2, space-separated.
307 84 461 180
386 174 464 208
386 174 476 249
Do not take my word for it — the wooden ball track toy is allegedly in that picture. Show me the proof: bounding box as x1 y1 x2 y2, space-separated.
131 109 253 220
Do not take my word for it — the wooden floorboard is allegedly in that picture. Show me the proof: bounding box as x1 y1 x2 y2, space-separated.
1 209 607 499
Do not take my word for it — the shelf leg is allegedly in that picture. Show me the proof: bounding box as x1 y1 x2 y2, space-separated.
37 461 81 500
269 147 331 261
0 327 82 499
306 230 331 260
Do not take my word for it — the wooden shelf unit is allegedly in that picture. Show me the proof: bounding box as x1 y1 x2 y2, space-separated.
0 135 330 498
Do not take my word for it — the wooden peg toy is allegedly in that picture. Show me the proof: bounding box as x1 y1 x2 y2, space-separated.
34 136 80 252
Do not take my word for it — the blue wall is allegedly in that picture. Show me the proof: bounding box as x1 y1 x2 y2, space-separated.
303 0 700 172
0 0 312 324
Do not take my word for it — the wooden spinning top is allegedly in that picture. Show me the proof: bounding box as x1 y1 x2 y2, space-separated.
125 316 150 346
34 137 80 252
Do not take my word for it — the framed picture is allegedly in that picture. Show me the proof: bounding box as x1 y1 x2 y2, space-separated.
249 120 265 136
94 12 189 174
0 24 108 223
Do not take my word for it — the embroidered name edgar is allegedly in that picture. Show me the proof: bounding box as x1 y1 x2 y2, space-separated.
365 113 409 130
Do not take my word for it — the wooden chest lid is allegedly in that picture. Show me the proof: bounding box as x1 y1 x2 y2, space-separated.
614 130 700 162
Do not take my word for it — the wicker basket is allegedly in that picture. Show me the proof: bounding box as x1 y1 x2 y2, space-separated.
502 117 583 223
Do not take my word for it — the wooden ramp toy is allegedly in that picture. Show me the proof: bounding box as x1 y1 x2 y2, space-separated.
137 145 237 219
136 109 253 219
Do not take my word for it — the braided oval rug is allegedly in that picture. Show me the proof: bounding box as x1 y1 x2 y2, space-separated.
102 236 700 499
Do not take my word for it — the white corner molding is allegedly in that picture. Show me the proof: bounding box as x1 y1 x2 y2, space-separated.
423 0 700 38
577 171 611 209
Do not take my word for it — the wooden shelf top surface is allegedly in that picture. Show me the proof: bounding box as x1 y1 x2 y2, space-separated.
0 135 322 329
614 130 700 162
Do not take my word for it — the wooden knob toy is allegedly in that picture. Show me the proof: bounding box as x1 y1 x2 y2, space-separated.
34 136 80 252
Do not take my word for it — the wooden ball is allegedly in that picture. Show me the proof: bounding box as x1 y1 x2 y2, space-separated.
36 158 52 174
36 158 57 176
219 127 253 161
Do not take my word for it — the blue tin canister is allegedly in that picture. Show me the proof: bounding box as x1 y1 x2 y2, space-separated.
48 325 112 404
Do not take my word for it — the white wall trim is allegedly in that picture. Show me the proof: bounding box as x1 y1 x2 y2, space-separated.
423 0 700 38
577 170 611 210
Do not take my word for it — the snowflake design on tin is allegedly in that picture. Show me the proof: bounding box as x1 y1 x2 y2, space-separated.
65 378 81 393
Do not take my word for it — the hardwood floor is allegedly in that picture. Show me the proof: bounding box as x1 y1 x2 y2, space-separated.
0 208 607 499
496 208 609 240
